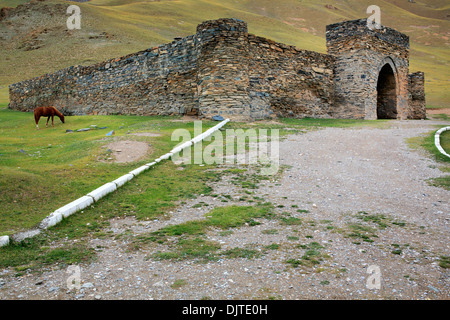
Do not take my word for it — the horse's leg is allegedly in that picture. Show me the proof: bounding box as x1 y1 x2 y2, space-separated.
35 114 40 129
51 115 54 127
46 116 50 127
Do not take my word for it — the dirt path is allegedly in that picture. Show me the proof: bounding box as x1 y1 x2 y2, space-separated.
0 120 449 300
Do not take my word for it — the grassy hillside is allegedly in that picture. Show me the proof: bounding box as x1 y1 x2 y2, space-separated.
0 0 449 106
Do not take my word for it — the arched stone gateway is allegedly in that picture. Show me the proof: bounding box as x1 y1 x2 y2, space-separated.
326 19 423 120
377 63 398 119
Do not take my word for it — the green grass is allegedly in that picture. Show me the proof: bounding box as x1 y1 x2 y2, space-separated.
429 113 450 121
153 237 221 262
149 205 271 261
264 243 280 250
146 204 274 262
280 117 390 129
1 106 399 267
153 240 262 262
439 256 450 269
0 0 30 7
427 105 450 110
407 128 450 164
338 211 408 245
391 244 403 255
279 216 302 226
205 203 274 228
285 241 327 268
428 176 450 191
0 97 447 270
151 203 274 240
355 211 389 230
0 237 95 271
439 130 450 155
0 87 8 104
222 247 261 259
0 106 225 235
170 279 188 289
0 106 235 267
347 223 377 243
407 127 450 190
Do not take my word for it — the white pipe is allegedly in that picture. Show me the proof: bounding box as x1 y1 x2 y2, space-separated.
54 195 95 218
435 126 450 158
87 182 117 202
202 128 215 137
43 211 63 229
129 164 151 177
179 141 193 149
159 152 173 160
112 173 134 187
170 146 182 154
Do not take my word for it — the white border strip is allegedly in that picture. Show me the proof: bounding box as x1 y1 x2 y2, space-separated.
1 119 230 246
435 126 450 158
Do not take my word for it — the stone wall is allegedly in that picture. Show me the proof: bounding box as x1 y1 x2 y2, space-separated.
408 72 426 119
8 18 425 120
246 35 335 119
9 33 202 116
193 19 335 120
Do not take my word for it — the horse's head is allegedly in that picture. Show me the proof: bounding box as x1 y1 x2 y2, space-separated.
60 114 65 123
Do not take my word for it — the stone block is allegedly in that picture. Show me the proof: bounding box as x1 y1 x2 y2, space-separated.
44 211 63 229
87 183 117 202
112 173 134 187
54 195 95 218
0 236 10 247
129 165 150 177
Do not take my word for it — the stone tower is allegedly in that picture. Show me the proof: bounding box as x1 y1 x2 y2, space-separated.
195 19 251 119
326 18 421 120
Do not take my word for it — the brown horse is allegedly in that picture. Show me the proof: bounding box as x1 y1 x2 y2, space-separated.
34 106 65 129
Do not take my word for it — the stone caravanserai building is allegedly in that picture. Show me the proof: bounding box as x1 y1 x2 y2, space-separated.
8 18 426 121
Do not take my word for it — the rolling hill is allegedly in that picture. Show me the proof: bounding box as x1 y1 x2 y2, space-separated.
0 0 448 107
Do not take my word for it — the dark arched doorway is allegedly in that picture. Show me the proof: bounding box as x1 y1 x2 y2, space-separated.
376 64 397 119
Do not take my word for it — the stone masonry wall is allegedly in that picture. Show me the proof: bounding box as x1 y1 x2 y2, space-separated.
195 19 252 120
194 19 335 120
408 72 426 119
9 18 335 120
8 18 425 120
9 34 202 116
246 35 335 119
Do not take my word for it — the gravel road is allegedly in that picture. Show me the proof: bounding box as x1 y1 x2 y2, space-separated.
0 119 449 300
